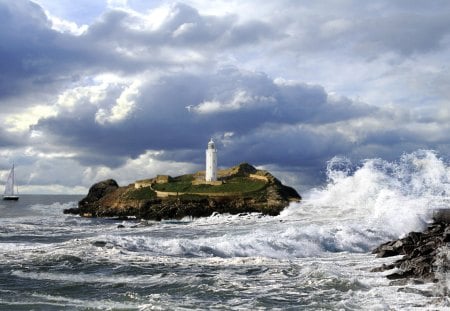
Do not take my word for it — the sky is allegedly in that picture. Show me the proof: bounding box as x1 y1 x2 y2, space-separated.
0 0 449 194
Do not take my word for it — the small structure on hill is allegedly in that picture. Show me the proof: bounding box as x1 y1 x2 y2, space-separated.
154 175 172 184
205 138 218 182
134 179 152 189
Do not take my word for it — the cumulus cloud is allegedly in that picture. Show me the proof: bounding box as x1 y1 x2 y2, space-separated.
193 90 275 114
33 67 380 162
95 79 141 124
0 0 449 193
30 65 410 194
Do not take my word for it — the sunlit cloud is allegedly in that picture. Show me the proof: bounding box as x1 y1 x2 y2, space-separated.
95 79 141 124
1 0 449 193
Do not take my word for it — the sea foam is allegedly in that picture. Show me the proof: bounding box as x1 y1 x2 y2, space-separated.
283 149 450 242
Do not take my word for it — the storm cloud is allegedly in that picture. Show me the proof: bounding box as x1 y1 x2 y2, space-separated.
0 0 449 193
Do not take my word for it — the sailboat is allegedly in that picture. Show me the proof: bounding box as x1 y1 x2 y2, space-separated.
3 164 19 201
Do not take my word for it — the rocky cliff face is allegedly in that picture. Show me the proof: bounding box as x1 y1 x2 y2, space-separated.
65 163 301 220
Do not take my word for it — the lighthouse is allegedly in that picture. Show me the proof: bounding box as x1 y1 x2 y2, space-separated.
205 138 217 182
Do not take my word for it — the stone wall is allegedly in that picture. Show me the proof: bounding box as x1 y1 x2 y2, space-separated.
191 180 223 186
134 180 152 189
249 174 269 182
153 189 258 198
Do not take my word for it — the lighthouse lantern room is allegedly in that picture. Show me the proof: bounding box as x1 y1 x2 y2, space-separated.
205 138 218 182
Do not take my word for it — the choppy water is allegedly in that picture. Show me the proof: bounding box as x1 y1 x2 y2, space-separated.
1 150 450 310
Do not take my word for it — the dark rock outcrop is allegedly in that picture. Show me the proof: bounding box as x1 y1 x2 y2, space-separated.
372 222 450 284
64 179 119 216
79 179 118 207
64 163 301 220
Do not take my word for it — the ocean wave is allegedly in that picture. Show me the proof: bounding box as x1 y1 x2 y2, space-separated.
100 150 450 259
4 150 449 261
282 149 450 246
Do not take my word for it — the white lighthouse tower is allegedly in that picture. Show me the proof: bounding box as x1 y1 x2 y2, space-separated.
205 138 218 182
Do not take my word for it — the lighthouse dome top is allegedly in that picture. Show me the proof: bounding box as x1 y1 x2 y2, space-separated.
208 138 215 149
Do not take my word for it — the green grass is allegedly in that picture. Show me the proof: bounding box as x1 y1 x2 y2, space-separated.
153 177 267 194
172 174 195 182
125 186 157 200
153 181 192 192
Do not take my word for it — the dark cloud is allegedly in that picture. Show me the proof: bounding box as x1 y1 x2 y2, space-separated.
0 127 27 148
0 1 284 104
156 2 234 45
0 1 56 99
1 0 449 193
279 1 450 58
226 20 279 46
34 67 378 172
0 1 116 102
359 13 450 56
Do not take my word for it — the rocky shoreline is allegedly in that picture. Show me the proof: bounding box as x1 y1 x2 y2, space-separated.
372 220 450 285
64 163 301 221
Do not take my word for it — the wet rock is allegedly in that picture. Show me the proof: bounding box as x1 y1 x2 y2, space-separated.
371 263 396 272
443 227 450 242
386 270 415 280
92 241 107 247
372 238 411 258
397 287 434 297
63 207 79 214
372 221 450 283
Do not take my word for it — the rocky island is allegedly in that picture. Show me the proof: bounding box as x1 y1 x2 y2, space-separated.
64 163 301 220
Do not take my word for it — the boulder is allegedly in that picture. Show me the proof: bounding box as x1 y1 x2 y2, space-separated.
372 221 450 284
79 179 119 206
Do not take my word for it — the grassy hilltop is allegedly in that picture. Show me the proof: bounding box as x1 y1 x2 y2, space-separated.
152 176 267 194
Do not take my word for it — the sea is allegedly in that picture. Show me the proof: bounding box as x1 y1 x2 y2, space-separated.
1 150 449 310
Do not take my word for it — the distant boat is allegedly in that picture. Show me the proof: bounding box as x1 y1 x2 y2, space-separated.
3 164 19 201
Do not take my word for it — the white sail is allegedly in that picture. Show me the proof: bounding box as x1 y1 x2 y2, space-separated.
3 164 19 200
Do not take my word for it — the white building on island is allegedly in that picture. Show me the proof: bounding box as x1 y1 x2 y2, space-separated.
205 138 218 182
